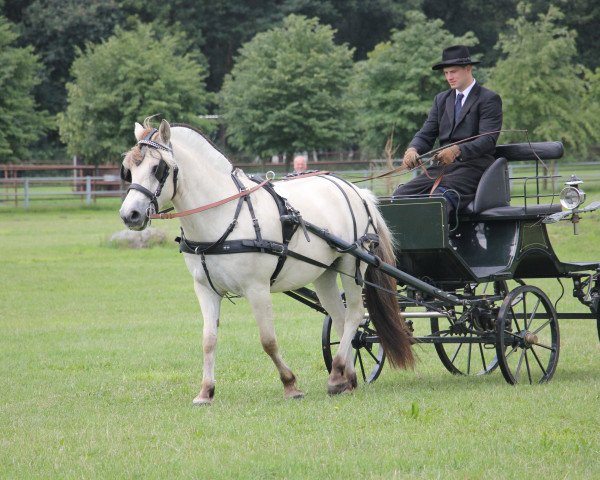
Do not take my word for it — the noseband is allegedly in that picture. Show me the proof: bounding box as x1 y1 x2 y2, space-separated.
121 128 179 215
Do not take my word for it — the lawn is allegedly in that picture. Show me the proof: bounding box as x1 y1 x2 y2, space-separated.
0 200 599 479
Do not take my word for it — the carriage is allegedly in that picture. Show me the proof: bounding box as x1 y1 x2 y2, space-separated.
119 120 600 403
310 141 600 385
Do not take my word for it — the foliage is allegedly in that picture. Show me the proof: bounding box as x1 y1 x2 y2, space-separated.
350 10 477 156
422 0 516 68
0 15 50 162
487 3 600 156
528 0 600 71
20 0 124 116
120 0 285 93
220 14 355 160
57 23 211 165
120 0 420 94
281 0 421 60
422 0 600 72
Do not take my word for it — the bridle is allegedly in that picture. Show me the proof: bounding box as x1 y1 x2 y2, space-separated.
120 128 179 215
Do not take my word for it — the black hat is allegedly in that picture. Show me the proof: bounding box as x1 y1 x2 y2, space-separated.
432 45 480 70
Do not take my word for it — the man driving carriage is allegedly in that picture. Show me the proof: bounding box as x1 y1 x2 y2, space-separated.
393 45 503 217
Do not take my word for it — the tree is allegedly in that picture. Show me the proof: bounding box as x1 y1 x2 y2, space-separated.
486 3 600 156
20 0 124 116
350 10 478 156
120 0 420 93
120 0 285 93
281 0 420 60
0 15 50 162
528 0 600 71
58 23 211 164
422 0 516 68
220 14 355 161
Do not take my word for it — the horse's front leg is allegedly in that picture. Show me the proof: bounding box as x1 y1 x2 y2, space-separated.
192 280 221 406
247 289 304 400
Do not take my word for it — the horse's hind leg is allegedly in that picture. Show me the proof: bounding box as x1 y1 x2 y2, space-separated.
193 281 221 406
314 269 362 395
247 289 304 400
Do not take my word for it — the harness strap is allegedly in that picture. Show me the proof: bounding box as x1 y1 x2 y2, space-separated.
200 253 221 295
316 174 370 285
150 177 269 219
177 235 334 270
175 170 382 294
248 177 304 285
232 173 263 247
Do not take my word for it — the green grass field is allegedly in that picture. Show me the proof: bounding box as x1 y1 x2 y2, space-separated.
1 200 599 479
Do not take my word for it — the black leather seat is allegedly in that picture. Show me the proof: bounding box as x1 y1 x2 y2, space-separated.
461 142 564 219
463 157 510 214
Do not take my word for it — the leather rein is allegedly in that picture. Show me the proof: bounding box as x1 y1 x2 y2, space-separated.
150 169 329 220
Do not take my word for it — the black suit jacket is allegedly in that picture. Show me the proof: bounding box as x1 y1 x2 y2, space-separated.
409 82 503 163
395 82 503 209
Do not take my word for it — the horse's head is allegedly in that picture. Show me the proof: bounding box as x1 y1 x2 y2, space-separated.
119 119 178 230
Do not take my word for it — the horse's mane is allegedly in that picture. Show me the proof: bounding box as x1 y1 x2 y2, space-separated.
170 123 233 174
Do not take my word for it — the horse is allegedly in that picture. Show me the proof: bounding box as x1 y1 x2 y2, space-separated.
119 118 414 404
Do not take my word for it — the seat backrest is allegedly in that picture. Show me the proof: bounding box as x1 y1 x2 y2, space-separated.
465 157 510 214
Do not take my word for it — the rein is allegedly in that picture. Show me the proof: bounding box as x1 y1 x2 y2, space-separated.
352 129 532 185
149 170 330 220
150 178 270 220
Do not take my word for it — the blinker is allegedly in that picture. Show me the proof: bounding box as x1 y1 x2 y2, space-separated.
120 164 132 183
120 159 169 184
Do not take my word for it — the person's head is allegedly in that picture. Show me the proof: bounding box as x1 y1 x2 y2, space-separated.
432 45 478 91
442 65 473 91
293 155 307 173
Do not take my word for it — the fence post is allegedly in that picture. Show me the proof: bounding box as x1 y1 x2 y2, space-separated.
85 176 92 205
24 178 30 208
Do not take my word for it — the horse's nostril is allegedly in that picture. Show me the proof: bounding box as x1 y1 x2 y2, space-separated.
130 210 141 222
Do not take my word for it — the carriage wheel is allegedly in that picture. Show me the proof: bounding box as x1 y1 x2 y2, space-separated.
431 281 508 376
321 314 386 383
496 285 560 384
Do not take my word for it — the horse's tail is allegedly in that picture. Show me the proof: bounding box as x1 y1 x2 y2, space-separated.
362 195 416 370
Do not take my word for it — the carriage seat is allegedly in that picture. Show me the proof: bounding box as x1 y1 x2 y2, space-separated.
461 142 564 220
462 157 510 214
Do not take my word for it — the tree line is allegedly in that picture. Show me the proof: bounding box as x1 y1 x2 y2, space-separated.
1 0 599 165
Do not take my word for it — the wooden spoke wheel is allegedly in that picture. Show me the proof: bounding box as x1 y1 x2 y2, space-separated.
321 314 385 384
495 285 560 384
431 281 508 376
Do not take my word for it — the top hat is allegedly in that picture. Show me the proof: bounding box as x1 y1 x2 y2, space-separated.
432 45 480 70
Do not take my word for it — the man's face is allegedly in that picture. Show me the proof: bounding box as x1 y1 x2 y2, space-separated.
443 65 473 91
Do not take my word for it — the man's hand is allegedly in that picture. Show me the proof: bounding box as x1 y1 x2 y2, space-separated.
434 145 461 165
402 147 420 169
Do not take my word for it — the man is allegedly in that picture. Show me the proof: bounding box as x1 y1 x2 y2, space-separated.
393 45 503 215
293 155 308 173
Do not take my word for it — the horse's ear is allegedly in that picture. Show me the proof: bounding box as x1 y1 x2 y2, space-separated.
134 122 145 141
159 119 171 144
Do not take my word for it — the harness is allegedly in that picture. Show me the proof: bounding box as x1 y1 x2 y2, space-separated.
176 171 379 296
121 129 380 297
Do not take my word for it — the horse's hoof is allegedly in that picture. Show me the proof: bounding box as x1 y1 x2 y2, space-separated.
285 390 305 400
192 396 213 406
327 382 350 396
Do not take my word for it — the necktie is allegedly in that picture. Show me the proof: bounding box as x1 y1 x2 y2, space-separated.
454 92 464 123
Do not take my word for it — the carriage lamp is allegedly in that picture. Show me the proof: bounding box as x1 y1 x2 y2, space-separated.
559 175 586 210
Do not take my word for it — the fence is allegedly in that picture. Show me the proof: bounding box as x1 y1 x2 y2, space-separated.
2 161 600 208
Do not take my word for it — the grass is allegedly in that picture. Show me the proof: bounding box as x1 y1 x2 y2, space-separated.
1 200 599 479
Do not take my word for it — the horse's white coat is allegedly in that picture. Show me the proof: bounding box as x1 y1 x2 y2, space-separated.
120 121 403 403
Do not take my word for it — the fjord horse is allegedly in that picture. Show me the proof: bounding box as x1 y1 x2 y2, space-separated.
119 119 414 404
